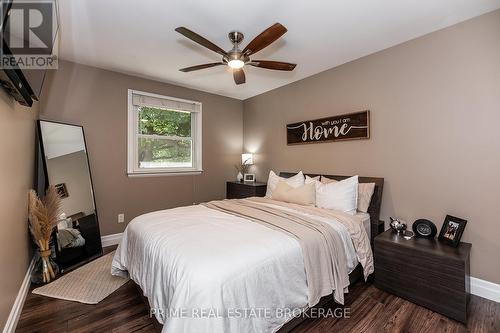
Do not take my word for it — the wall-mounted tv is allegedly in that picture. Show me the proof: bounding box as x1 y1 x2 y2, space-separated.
0 0 58 107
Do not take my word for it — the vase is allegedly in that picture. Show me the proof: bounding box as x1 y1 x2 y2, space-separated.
31 246 59 284
236 172 243 182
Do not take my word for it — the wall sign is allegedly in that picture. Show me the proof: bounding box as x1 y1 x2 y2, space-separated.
286 110 370 145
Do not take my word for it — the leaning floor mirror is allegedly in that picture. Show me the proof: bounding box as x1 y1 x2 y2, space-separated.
36 120 103 273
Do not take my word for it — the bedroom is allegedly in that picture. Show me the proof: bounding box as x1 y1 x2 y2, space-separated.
1 0 499 332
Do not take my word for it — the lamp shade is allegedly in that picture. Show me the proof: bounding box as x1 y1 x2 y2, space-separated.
241 153 253 165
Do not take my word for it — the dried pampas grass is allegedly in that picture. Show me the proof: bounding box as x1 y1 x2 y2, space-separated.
28 186 61 283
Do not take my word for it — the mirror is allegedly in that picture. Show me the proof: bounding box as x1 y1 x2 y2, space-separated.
37 120 102 272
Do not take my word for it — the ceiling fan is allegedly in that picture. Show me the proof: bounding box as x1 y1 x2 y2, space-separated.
175 23 296 85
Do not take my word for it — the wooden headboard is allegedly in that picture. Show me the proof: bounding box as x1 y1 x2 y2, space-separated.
279 172 385 244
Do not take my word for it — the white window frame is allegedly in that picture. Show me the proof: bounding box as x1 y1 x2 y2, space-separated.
127 89 202 177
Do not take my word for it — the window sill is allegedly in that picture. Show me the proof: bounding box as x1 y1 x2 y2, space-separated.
127 170 203 178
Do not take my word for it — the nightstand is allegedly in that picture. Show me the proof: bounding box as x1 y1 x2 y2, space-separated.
374 229 471 323
226 181 267 199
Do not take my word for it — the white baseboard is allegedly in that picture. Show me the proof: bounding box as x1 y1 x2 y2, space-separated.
1 233 122 333
101 233 123 247
2 258 35 333
471 277 500 303
2 233 123 333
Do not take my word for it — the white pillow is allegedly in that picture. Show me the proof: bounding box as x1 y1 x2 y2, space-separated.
265 170 304 198
305 175 321 185
272 181 316 206
322 176 375 213
315 175 359 215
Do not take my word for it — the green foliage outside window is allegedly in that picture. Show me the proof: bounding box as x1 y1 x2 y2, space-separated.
138 107 192 165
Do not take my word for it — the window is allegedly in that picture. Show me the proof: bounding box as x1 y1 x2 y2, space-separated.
127 89 202 176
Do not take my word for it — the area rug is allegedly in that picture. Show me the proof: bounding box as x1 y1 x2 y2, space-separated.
32 251 129 304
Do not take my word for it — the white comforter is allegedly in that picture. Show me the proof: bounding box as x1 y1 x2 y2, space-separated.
112 202 360 333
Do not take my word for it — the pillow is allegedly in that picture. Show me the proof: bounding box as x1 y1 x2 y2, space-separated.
321 176 375 213
315 175 359 215
320 176 337 184
265 170 304 198
305 175 321 185
357 183 376 213
272 181 316 206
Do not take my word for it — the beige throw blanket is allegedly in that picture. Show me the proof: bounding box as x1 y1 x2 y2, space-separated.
203 197 373 306
248 197 374 280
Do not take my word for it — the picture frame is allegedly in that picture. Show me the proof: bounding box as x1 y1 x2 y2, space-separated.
243 173 255 182
54 183 69 198
438 215 467 247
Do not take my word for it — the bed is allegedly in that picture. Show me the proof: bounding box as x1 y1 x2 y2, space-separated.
112 172 384 333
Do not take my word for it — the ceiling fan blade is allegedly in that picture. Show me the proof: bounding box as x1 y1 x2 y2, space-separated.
233 68 246 85
179 62 224 72
242 23 287 56
248 60 296 71
175 27 227 57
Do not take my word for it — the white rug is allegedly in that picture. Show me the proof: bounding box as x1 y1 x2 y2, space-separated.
32 251 129 304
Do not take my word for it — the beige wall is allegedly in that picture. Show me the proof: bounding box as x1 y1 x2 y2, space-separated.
47 150 95 217
0 92 38 328
243 10 500 284
40 60 243 235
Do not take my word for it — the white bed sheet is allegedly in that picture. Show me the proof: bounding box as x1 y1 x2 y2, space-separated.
112 203 367 333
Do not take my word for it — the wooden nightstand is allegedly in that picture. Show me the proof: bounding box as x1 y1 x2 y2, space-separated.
374 229 471 323
226 181 267 199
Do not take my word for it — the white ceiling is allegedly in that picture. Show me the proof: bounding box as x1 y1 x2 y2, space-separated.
40 121 86 159
58 0 500 100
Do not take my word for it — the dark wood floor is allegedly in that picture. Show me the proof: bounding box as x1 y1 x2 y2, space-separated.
16 248 500 333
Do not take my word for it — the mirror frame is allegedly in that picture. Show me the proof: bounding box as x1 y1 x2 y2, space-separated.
36 119 103 273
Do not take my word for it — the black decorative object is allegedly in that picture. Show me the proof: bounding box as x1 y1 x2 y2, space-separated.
412 219 437 238
438 215 467 247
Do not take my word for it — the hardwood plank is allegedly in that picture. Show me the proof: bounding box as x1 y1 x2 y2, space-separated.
111 316 157 333
289 283 500 333
15 247 500 333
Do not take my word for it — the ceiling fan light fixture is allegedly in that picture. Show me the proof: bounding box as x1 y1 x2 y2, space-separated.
228 59 245 69
175 24 296 85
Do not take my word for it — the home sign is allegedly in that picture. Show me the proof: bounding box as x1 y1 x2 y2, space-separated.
286 110 370 145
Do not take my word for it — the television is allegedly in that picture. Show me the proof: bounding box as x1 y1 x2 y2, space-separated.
0 0 58 107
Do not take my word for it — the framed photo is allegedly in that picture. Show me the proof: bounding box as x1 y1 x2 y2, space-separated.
55 183 69 198
243 173 255 182
438 215 467 247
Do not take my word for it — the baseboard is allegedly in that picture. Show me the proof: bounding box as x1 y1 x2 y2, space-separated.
2 257 35 333
2 233 122 333
471 277 500 303
101 233 123 247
